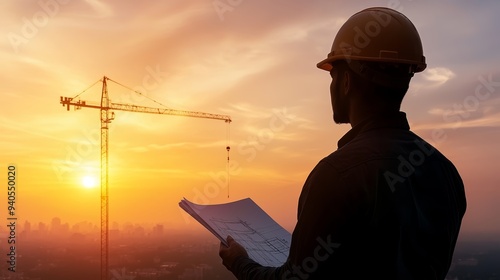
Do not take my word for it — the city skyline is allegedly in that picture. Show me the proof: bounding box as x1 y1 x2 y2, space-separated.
4 217 500 280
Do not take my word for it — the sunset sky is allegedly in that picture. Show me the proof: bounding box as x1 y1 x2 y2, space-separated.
1 0 499 242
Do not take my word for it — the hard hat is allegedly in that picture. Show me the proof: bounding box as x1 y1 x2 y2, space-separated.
317 7 426 73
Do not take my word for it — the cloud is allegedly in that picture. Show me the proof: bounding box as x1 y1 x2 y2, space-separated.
419 97 500 132
84 0 113 18
422 67 455 85
125 139 230 153
222 103 285 120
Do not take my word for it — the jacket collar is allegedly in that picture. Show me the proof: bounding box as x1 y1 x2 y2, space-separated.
337 112 410 148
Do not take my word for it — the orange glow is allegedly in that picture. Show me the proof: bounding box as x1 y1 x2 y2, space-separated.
0 1 499 240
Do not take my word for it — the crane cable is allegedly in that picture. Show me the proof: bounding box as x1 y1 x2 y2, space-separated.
106 77 171 109
71 79 102 100
226 121 231 198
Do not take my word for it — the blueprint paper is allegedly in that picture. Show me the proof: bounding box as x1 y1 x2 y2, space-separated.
179 197 291 267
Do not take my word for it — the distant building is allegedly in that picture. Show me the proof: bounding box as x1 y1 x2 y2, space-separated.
38 222 47 234
178 264 212 280
22 220 31 236
152 224 164 236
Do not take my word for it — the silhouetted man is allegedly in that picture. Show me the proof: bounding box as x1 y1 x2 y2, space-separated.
219 7 466 279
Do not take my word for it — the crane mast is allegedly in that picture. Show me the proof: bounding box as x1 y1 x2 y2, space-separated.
100 77 110 280
60 76 231 280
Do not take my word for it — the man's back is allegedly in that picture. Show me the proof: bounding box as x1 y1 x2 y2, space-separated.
291 112 466 279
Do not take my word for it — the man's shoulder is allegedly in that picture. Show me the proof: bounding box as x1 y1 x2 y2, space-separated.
322 128 451 173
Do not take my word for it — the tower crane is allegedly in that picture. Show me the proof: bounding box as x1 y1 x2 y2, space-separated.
60 76 231 280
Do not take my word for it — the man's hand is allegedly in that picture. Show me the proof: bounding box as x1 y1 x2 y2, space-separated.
219 235 249 271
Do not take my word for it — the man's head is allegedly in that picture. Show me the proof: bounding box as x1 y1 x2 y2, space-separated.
329 60 414 124
317 7 426 125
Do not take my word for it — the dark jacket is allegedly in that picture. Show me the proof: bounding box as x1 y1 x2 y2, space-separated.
230 112 466 279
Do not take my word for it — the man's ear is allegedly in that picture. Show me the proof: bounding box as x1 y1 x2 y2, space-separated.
343 71 350 96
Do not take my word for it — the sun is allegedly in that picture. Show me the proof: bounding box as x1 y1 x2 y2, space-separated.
81 175 98 189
